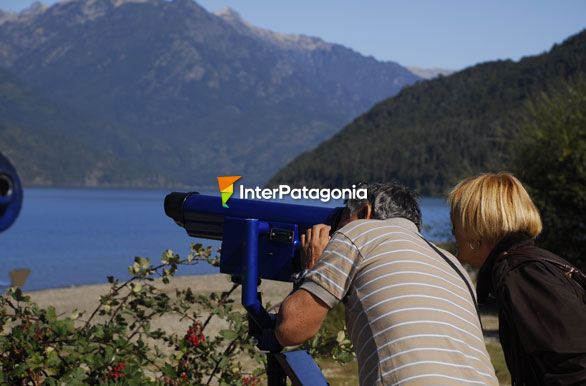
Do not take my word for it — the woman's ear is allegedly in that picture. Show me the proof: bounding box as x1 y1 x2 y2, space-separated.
469 240 481 250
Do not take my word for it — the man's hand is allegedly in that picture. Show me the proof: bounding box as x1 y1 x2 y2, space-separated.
300 224 331 270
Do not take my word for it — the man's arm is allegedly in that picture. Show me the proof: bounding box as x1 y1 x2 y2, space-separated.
275 289 330 346
274 224 362 347
275 224 332 347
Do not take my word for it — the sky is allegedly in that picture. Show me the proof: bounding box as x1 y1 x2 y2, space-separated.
2 0 585 69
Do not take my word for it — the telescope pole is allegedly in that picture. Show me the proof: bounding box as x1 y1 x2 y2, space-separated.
240 219 287 385
267 355 287 386
241 219 272 326
220 218 329 385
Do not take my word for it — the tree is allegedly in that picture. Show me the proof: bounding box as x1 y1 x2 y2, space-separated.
515 80 586 268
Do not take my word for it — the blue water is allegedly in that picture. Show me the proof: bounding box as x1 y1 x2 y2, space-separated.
0 188 451 291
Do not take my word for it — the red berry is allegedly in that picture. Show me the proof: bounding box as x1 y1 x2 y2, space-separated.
242 375 260 386
184 321 205 347
107 362 126 380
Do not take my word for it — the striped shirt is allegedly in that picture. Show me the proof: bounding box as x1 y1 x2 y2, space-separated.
300 217 498 385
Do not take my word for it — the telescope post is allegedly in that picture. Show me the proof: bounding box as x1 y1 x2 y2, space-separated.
239 218 329 386
241 219 274 330
240 219 287 385
267 355 287 386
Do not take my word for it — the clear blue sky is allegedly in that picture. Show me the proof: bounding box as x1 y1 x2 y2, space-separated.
2 0 585 69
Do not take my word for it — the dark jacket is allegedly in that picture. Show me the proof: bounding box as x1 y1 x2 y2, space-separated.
477 233 586 385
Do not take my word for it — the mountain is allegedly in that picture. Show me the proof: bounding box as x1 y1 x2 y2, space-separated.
0 0 419 187
406 66 455 79
0 66 167 186
269 30 586 195
0 11 16 25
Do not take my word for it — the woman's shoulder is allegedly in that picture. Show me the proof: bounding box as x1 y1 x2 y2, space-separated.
502 244 577 279
486 234 584 299
498 246 585 302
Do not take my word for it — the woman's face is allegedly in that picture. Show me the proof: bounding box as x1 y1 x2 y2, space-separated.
452 221 492 268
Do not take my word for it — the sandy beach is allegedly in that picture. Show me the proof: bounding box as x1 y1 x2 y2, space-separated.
27 274 293 338
25 273 499 342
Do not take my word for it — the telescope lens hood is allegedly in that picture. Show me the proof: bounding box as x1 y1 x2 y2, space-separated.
164 192 198 226
0 173 14 204
0 153 23 233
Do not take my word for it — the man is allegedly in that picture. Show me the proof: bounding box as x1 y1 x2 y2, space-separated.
275 183 498 385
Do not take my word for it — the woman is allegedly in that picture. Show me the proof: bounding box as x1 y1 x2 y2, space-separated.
448 172 586 385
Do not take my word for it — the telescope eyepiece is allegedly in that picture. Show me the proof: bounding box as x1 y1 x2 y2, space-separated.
0 153 23 233
164 192 196 226
0 174 13 198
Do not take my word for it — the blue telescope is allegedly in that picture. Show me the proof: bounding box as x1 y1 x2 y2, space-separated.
164 192 344 282
165 192 344 385
0 153 23 233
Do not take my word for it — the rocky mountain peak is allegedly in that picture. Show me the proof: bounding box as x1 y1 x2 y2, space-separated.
20 1 48 15
10 0 196 26
112 0 156 6
0 10 17 25
12 1 48 22
215 6 331 52
215 7 243 23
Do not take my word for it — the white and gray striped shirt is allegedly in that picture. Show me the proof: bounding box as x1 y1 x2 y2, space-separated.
300 217 498 385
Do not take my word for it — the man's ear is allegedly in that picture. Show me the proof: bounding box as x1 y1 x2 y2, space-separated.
357 203 373 219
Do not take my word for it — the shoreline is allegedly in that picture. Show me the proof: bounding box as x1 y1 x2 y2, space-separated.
21 269 222 293
26 273 292 320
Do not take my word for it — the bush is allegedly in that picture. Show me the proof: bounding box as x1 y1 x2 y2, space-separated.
515 80 586 268
0 245 354 385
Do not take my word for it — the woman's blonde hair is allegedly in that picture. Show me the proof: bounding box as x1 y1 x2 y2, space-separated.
448 172 542 244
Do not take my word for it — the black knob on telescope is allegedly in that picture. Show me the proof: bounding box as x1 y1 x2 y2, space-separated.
0 153 23 233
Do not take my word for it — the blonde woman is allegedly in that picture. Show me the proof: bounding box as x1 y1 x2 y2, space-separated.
448 172 586 385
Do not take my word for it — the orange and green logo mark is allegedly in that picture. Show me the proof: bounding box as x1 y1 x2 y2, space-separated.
217 176 241 208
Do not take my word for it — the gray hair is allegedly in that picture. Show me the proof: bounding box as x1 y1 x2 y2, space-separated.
345 182 422 230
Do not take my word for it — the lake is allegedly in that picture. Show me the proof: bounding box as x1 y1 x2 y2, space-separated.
0 188 452 291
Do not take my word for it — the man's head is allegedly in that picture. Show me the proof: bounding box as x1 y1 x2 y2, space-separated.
339 182 422 230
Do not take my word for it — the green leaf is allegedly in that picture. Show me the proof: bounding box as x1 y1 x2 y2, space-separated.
219 329 238 340
161 363 177 377
336 330 345 344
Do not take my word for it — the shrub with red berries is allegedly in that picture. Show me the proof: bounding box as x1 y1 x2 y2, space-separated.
0 244 354 384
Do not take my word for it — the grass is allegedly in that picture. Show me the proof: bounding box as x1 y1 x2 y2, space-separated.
318 342 511 385
486 341 511 385
317 359 359 386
